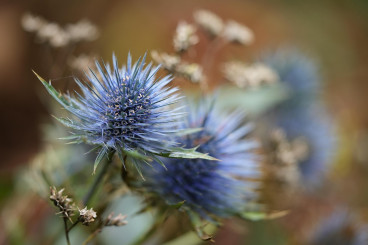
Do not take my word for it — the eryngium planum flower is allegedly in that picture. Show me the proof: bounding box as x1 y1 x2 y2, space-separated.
261 49 336 185
140 100 260 220
40 54 183 170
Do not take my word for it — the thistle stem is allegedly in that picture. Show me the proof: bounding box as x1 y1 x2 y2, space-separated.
83 150 115 206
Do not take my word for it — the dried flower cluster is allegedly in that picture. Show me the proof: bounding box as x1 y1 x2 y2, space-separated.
151 51 203 83
173 21 199 52
21 12 99 47
267 129 309 186
152 9 257 87
194 9 254 45
223 61 279 88
68 54 96 72
49 187 75 221
104 213 128 227
223 20 254 45
194 9 224 37
78 207 97 225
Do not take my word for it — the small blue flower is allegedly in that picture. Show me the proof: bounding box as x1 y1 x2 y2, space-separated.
40 53 183 170
140 99 260 220
261 49 336 184
309 209 368 245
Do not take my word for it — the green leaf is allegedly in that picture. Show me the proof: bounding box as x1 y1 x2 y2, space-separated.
151 155 167 170
169 200 185 209
33 71 71 108
173 128 203 136
157 147 218 161
216 84 290 116
93 147 108 174
122 149 152 162
240 210 289 221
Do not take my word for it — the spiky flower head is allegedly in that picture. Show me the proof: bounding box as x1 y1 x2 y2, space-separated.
140 99 260 221
261 49 336 185
38 54 183 171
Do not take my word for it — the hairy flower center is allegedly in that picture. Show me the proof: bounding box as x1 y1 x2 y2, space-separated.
102 84 152 142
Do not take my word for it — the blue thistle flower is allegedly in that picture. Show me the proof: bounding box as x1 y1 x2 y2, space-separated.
38 54 183 172
309 209 368 245
261 49 321 103
261 49 336 184
140 99 260 221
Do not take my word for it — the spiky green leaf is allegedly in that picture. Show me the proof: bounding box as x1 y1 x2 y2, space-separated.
93 147 108 174
157 147 218 161
34 71 71 108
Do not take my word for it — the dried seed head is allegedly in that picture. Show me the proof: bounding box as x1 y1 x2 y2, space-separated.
105 213 128 227
223 61 278 88
176 63 203 83
151 51 181 71
78 207 97 226
49 186 75 220
65 20 99 42
21 12 99 48
194 9 224 37
21 13 45 32
173 21 199 52
68 54 96 71
267 128 310 186
223 20 254 45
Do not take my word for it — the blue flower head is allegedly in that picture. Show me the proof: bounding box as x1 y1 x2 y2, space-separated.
261 49 336 185
38 54 183 172
140 99 260 221
261 49 321 103
309 209 368 245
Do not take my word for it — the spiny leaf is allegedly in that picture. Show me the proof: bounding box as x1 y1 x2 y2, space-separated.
52 116 80 130
157 147 218 161
240 210 289 221
122 149 152 162
34 71 71 108
94 147 108 174
151 155 167 170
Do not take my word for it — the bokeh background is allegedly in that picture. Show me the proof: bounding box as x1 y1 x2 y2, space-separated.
1 0 368 244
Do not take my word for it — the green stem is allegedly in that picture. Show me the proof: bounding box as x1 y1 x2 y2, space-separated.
83 150 115 206
82 228 102 245
63 218 71 245
67 220 79 232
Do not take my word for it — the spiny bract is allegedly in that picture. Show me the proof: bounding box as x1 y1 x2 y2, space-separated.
141 100 260 220
44 54 183 169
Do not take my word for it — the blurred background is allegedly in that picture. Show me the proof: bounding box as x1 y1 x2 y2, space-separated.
1 0 368 244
